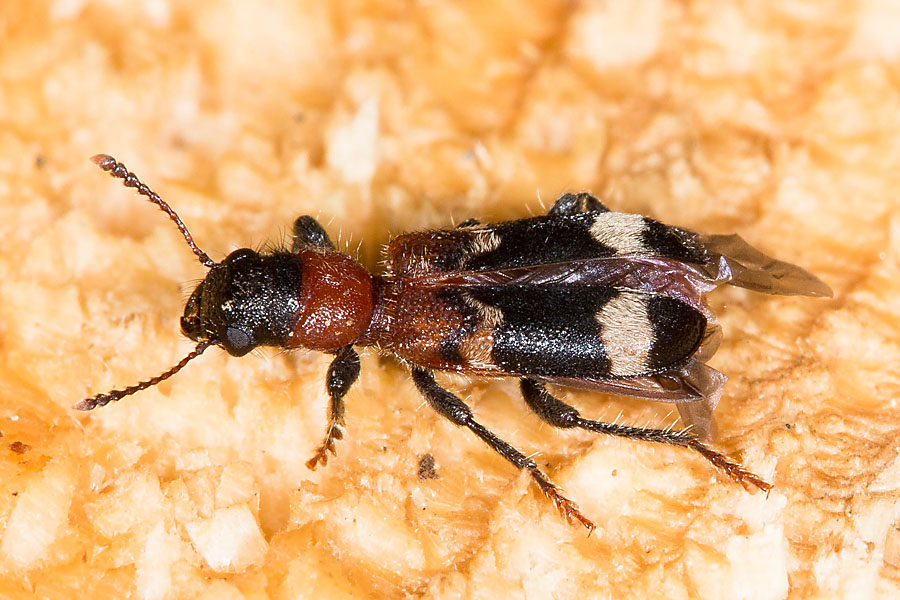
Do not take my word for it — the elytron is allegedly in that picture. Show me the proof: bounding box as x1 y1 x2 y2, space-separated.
78 154 831 530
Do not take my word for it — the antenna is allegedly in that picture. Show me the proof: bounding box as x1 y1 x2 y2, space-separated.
75 340 212 411
91 154 216 267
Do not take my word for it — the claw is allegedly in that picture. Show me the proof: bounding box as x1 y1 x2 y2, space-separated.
305 423 344 471
544 485 596 533
529 468 596 533
305 447 329 470
687 439 772 492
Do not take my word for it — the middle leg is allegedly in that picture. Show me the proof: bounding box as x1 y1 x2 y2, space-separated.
548 192 609 216
411 367 595 531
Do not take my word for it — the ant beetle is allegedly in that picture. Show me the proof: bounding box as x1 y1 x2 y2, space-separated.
77 154 831 531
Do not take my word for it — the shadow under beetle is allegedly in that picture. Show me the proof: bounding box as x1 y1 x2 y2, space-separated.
77 154 832 531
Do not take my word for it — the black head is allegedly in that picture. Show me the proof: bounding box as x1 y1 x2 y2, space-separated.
77 155 300 411
181 248 302 357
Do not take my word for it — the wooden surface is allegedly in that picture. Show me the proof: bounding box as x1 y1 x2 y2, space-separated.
0 1 897 598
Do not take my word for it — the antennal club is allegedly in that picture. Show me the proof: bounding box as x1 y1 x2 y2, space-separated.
91 154 216 268
74 340 212 411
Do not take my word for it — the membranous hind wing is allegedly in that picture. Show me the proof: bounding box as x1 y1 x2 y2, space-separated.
697 233 833 297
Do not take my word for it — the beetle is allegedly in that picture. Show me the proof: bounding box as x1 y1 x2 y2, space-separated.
77 154 832 531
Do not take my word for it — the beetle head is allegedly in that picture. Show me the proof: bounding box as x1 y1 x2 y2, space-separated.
180 248 301 357
77 155 296 411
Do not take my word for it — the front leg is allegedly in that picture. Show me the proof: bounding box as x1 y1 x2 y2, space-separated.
411 367 595 532
306 345 361 469
292 215 335 252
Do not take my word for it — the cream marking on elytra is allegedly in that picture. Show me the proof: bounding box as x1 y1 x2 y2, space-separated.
457 292 503 368
461 292 503 330
589 212 647 254
596 292 655 377
468 228 501 256
458 330 496 368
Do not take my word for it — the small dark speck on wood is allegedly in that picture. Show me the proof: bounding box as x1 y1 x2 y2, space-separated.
9 441 30 454
418 453 439 480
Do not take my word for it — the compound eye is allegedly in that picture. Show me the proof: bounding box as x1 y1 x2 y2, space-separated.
224 326 253 357
180 316 202 339
225 248 257 265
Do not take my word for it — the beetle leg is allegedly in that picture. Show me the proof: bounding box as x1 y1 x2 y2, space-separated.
456 218 480 228
306 345 361 470
292 215 335 252
520 378 772 492
548 192 609 215
411 367 595 532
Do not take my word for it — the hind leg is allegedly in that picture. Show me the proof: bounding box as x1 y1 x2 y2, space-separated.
412 368 595 531
519 378 771 492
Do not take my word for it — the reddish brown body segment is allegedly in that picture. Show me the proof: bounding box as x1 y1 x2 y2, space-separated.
288 249 375 352
367 284 483 371
360 234 505 373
